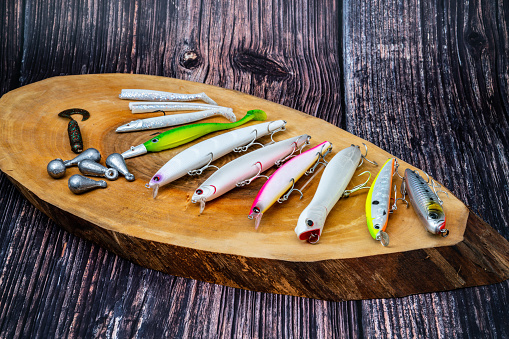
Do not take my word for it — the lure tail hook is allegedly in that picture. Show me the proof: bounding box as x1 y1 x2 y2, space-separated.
358 143 378 167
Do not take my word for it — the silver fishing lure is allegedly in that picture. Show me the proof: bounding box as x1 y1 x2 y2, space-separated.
128 102 224 114
400 169 449 236
119 89 217 105
116 108 236 132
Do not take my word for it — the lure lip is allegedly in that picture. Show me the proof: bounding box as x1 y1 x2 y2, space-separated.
121 144 148 159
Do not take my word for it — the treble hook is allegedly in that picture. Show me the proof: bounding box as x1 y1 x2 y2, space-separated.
343 171 372 197
275 136 311 166
418 170 448 206
306 143 333 174
58 108 90 154
233 130 264 152
278 178 303 203
358 143 378 167
393 181 409 210
267 120 287 145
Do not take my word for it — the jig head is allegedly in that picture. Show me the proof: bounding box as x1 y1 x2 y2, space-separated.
58 108 90 154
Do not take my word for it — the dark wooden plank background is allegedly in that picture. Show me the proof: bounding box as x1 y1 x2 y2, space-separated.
1 0 508 337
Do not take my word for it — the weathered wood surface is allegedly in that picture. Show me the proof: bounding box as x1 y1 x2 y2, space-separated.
0 0 508 338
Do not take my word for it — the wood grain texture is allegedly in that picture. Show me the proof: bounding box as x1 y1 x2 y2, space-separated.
0 0 508 337
344 0 509 336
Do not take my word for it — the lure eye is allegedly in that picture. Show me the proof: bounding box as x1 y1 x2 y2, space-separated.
253 207 260 213
372 200 379 205
196 189 203 195
429 212 439 219
153 175 160 182
374 224 380 229
151 138 159 143
306 219 314 227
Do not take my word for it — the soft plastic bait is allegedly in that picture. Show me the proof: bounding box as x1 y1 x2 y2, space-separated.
116 108 236 132
295 145 372 244
128 101 221 114
121 109 267 159
401 169 448 236
249 141 332 229
148 120 287 198
58 108 90 154
191 134 311 213
119 89 217 105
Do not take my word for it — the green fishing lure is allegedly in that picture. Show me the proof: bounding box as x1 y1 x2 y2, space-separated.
121 110 267 158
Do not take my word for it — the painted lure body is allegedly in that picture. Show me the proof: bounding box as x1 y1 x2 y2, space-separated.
121 110 267 159
365 158 396 246
191 134 311 213
119 89 217 105
116 108 236 132
294 145 362 243
249 141 333 229
402 169 448 236
148 120 287 197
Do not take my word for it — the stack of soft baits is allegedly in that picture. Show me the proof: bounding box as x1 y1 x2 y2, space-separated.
47 148 135 194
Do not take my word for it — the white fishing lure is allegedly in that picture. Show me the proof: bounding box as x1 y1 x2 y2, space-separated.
128 102 224 114
191 134 311 213
119 89 217 105
148 120 287 198
294 145 371 244
116 108 237 132
248 141 333 229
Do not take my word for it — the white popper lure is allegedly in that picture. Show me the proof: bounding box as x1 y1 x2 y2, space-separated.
148 120 287 198
116 108 237 132
119 89 217 105
191 134 311 213
295 145 374 244
248 141 333 229
365 158 397 246
128 102 223 114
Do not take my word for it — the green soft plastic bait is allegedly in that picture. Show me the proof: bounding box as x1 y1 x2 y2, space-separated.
121 110 267 159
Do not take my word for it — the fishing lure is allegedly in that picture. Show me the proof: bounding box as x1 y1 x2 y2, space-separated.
128 102 222 114
121 109 267 159
249 141 333 229
192 134 311 213
148 120 287 198
400 169 448 236
295 145 374 244
119 89 217 105
365 158 398 246
116 108 236 132
58 108 90 153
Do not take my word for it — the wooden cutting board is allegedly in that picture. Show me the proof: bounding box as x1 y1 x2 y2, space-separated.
0 74 507 301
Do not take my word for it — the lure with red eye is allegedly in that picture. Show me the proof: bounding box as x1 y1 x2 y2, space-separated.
192 134 311 214
248 141 333 229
